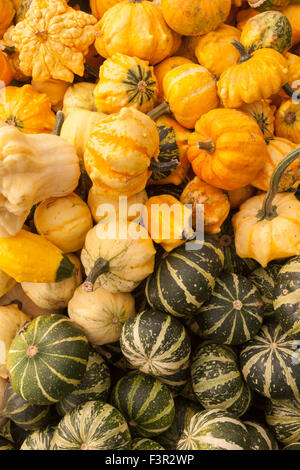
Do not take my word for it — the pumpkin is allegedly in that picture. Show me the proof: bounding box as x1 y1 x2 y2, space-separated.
237 8 259 30
120 309 191 394
244 421 279 450
274 257 300 334
34 193 93 253
0 52 12 87
0 0 15 39
232 146 300 267
275 99 300 145
280 53 300 100
187 108 268 191
249 264 281 316
90 0 126 19
7 314 89 405
51 401 131 450
68 285 135 345
177 409 248 450
62 82 97 116
240 11 292 54
11 0 97 82
239 100 276 139
283 4 300 45
191 343 252 416
175 36 199 62
161 0 231 36
0 27 30 83
154 56 193 103
131 438 165 450
252 137 299 192
0 270 16 298
94 0 181 65
218 42 289 108
240 319 300 399
180 177 230 234
228 186 256 209
142 195 193 252
31 79 70 113
20 426 55 450
93 53 158 114
21 254 82 312
195 273 264 345
266 396 300 445
111 372 175 437
84 107 159 200
0 304 31 379
248 0 290 10
194 24 241 79
158 63 219 129
0 284 55 318
0 85 56 134
146 183 185 200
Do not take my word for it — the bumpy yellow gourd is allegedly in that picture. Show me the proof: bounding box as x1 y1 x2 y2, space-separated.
62 82 97 117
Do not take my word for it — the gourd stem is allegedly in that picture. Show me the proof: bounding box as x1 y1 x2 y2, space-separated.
257 146 300 221
282 83 294 98
84 64 99 79
82 258 110 292
52 111 64 136
149 157 179 172
197 140 215 154
147 101 171 121
231 40 252 63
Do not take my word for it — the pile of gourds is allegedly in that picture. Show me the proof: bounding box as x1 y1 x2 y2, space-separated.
0 0 300 451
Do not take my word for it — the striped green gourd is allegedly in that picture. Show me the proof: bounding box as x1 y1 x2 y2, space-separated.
95 342 131 371
0 437 15 450
51 401 131 450
7 314 89 405
157 397 203 449
179 379 199 403
1 383 52 430
274 257 300 334
111 372 175 438
244 421 278 450
191 343 251 417
150 122 181 182
132 438 165 450
177 409 249 450
20 426 56 450
249 264 281 316
145 238 224 317
282 443 300 450
56 351 111 416
265 396 300 445
120 309 191 394
195 273 264 345
240 320 300 399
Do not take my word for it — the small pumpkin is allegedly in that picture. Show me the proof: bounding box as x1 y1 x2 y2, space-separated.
283 4 300 45
275 99 300 145
154 56 193 103
0 52 12 87
0 27 30 83
175 36 199 62
280 53 300 99
239 100 276 138
248 0 290 11
31 79 70 112
94 0 181 65
161 0 231 36
0 0 15 39
68 284 135 345
62 82 97 117
228 186 256 209
89 0 126 19
187 108 268 191
94 53 158 114
236 8 259 30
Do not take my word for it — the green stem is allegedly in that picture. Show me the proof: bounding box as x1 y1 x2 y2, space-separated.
197 140 216 154
82 258 110 292
147 101 171 121
231 40 252 63
257 146 300 221
149 157 179 172
282 83 294 98
52 111 64 136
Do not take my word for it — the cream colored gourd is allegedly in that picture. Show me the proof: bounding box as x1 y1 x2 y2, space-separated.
0 304 31 379
0 125 80 238
81 220 156 293
21 254 82 311
88 186 148 223
62 82 97 117
0 270 16 298
0 284 53 318
68 284 135 345
34 193 93 253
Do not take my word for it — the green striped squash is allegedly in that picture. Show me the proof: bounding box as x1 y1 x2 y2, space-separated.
282 443 300 450
56 351 111 416
177 409 249 450
20 426 56 450
1 384 52 431
244 421 278 450
51 401 131 450
191 343 251 417
265 396 300 445
157 397 203 450
111 372 175 437
195 273 264 345
249 264 281 316
95 342 131 371
150 122 181 182
0 437 14 450
274 257 300 334
120 309 191 394
132 438 165 450
145 238 224 317
240 320 300 399
179 379 199 404
7 314 89 405
0 418 29 449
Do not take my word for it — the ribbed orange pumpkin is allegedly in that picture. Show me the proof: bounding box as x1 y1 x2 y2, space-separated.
0 0 15 39
280 53 300 99
0 27 30 83
283 4 300 45
236 8 258 31
175 36 199 62
227 185 256 209
90 0 126 19
0 52 13 87
239 100 276 138
275 99 300 144
154 56 193 103
187 108 268 190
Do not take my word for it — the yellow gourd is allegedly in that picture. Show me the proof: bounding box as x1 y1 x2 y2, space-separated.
62 82 97 117
0 270 16 298
31 79 70 112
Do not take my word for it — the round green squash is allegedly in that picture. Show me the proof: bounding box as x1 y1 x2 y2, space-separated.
145 238 224 318
191 343 252 417
111 372 175 438
120 309 191 394
282 442 300 450
265 396 300 445
177 409 249 450
95 342 130 371
244 420 278 450
0 437 15 450
150 122 181 182
249 264 281 316
56 351 111 416
51 401 131 450
131 438 165 450
195 273 264 345
20 426 56 450
7 314 89 405
240 320 300 399
274 256 300 334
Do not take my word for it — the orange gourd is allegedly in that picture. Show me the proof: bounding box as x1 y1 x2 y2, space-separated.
275 99 300 144
0 0 15 39
0 51 12 87
90 0 126 19
239 100 276 138
154 56 193 103
227 186 256 209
